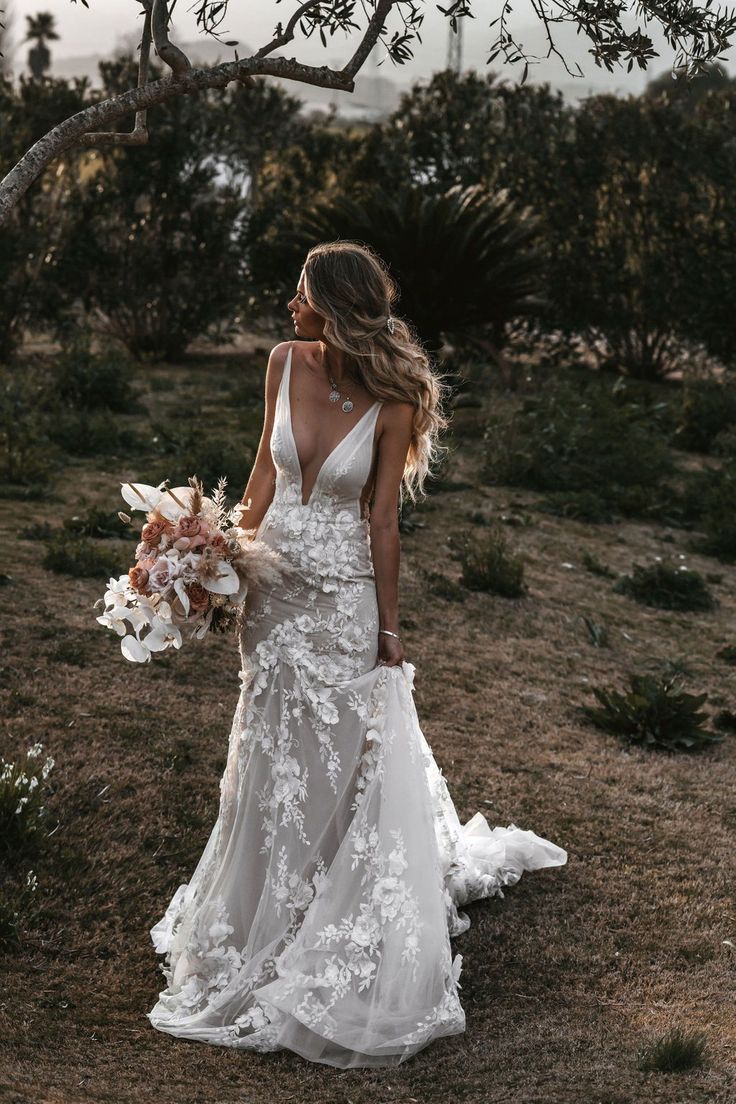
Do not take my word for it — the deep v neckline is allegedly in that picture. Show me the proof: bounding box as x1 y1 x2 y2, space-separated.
284 344 381 508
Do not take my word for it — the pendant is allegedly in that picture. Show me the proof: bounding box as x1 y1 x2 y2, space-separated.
342 399 354 412
329 390 341 403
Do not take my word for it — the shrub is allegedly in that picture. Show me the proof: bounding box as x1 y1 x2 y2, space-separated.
52 335 139 412
0 363 62 493
637 1027 708 1072
672 379 736 454
421 568 467 603
716 644 736 666
41 532 128 578
453 527 526 597
483 377 675 520
148 421 256 496
613 559 716 612
0 743 55 860
62 506 135 540
581 674 719 752
46 408 143 457
581 549 617 579
685 461 736 562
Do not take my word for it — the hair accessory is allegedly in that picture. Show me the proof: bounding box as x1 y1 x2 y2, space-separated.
386 315 396 335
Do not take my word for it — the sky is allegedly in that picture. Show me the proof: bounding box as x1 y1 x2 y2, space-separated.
4 0 734 99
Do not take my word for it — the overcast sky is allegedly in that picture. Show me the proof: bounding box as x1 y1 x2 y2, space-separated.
5 0 734 97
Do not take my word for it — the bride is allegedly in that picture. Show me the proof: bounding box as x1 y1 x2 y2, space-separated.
146 241 567 1068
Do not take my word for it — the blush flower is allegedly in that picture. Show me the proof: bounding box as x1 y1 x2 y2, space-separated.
186 582 211 612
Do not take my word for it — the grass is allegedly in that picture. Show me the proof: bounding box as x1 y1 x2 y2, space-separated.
637 1026 708 1072
0 339 735 1104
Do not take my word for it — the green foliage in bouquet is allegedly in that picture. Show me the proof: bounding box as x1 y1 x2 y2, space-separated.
637 1027 708 1072
581 674 720 753
613 560 716 611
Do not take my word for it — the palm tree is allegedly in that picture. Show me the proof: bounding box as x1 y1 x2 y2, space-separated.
24 11 58 81
294 183 547 358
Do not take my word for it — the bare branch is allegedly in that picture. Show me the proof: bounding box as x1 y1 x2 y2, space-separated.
0 54 355 223
151 0 192 76
343 0 397 79
78 0 153 147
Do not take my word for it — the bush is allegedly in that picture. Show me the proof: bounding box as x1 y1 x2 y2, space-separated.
672 379 736 454
46 408 142 457
613 559 716 611
62 506 135 540
637 1027 708 1072
452 527 526 597
0 363 62 492
148 420 256 493
421 568 467 603
483 377 675 520
53 335 140 413
685 461 736 562
581 674 719 752
0 743 55 860
41 531 128 578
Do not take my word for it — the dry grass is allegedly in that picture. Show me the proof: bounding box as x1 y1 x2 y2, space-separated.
1 352 735 1104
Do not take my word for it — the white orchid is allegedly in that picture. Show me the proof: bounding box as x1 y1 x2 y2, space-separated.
96 603 132 638
144 614 183 653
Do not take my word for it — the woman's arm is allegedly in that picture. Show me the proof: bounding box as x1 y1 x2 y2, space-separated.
235 343 289 534
368 401 416 667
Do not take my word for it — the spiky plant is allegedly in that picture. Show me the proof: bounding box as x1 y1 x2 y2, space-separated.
582 674 720 752
637 1027 707 1072
294 182 546 352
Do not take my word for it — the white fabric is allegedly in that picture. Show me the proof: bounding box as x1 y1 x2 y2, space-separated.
146 344 568 1066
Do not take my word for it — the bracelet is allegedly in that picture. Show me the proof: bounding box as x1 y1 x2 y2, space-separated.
379 629 400 640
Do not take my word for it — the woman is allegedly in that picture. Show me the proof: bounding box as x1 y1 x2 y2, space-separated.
146 242 567 1068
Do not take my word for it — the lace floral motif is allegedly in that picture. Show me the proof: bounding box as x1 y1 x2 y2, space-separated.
146 345 569 1066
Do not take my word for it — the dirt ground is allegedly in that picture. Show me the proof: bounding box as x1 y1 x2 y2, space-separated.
1 347 735 1104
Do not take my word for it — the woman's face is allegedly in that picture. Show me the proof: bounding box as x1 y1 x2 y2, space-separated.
287 269 325 340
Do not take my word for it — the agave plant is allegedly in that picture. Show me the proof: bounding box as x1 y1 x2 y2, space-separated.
294 183 546 353
581 673 720 752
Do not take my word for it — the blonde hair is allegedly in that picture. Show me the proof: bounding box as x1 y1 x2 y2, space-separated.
302 240 451 508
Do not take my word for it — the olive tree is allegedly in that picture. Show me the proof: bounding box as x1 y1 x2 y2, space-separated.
1 0 736 224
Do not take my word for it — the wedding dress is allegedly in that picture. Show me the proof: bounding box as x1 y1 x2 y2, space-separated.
146 342 568 1067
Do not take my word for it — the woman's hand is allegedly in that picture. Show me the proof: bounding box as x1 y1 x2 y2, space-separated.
377 632 404 668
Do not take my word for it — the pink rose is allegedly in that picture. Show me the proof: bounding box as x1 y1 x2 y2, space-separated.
129 557 156 593
186 582 211 613
148 557 176 592
176 515 201 538
141 518 171 547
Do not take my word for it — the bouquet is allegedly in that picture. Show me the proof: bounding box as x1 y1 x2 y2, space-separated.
94 475 289 663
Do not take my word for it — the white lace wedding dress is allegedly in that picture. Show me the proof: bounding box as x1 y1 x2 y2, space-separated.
146 343 568 1067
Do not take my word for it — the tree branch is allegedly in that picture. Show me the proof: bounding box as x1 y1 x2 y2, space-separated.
255 0 338 57
79 0 153 147
0 54 355 223
342 0 397 79
151 0 192 76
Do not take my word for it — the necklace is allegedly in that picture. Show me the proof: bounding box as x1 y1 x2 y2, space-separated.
322 347 354 413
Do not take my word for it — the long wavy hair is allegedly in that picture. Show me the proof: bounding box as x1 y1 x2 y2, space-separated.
301 241 451 507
